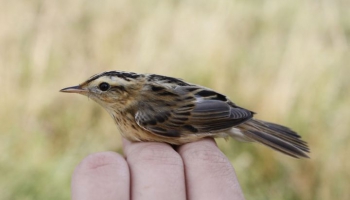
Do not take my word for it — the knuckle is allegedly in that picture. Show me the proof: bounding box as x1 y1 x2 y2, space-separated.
77 151 127 172
181 145 234 177
182 146 228 164
128 144 183 166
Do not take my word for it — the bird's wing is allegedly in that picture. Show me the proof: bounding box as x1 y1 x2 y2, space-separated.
135 85 254 137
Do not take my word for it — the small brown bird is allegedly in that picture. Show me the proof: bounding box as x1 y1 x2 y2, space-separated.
60 71 309 158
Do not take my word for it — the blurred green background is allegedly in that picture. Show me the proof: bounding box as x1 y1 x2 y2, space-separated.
1 0 349 199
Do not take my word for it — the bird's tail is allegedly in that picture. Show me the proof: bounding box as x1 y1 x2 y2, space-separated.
234 119 310 158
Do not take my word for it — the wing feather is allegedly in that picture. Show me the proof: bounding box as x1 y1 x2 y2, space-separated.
135 85 254 137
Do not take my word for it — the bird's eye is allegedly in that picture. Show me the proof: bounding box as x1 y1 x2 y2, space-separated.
99 82 110 91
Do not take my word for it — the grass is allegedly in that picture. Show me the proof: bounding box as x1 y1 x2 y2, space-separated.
0 0 349 199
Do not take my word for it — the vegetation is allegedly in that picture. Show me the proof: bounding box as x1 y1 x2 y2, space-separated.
0 0 349 199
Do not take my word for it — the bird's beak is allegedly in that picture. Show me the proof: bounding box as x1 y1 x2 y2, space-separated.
60 85 87 94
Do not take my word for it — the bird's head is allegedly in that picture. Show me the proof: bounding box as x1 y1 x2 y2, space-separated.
60 71 144 110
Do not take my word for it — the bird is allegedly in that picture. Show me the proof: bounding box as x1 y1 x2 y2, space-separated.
60 71 309 158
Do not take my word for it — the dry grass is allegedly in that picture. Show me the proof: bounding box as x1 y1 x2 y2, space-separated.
0 0 349 199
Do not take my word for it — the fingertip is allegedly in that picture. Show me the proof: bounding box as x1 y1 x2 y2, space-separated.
72 152 130 200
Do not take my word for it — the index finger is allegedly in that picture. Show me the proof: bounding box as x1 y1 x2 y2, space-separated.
123 139 186 200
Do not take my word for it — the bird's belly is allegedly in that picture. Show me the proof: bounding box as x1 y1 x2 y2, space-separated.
112 111 231 145
116 120 230 145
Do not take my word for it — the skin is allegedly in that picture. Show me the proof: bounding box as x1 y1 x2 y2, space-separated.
71 138 245 200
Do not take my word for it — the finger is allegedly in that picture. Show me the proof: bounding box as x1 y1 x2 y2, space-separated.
71 152 130 200
178 138 245 200
123 138 186 200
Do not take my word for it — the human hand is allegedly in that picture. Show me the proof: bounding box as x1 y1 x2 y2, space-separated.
71 138 244 200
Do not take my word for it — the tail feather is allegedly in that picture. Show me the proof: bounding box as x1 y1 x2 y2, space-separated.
255 120 310 152
237 119 310 158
